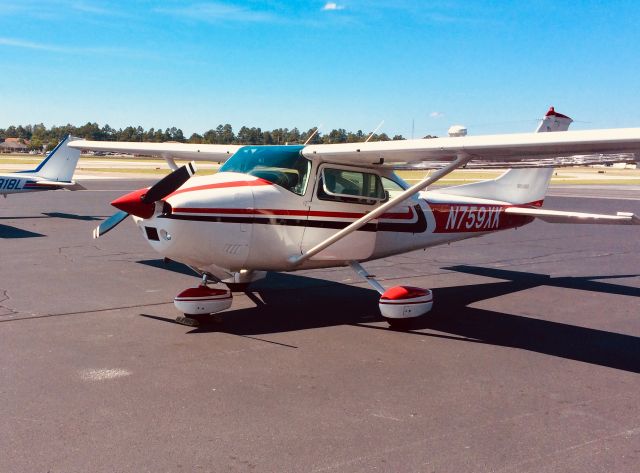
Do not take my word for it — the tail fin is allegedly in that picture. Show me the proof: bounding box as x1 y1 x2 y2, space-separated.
19 135 81 182
536 106 573 132
432 107 572 204
435 167 554 205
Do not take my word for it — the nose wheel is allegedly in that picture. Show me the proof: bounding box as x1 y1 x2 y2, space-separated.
175 313 224 327
173 274 233 326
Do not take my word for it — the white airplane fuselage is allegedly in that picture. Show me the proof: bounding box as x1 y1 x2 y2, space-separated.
0 173 67 195
129 163 536 278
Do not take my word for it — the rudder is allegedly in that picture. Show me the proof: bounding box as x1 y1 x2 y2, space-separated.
431 107 572 205
26 135 81 182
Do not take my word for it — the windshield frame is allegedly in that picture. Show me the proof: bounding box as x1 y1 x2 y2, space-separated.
219 145 311 196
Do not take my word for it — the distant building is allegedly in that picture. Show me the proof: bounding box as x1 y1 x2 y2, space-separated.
0 137 30 153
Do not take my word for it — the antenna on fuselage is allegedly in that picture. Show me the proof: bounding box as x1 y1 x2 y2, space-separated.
303 126 321 145
365 120 384 143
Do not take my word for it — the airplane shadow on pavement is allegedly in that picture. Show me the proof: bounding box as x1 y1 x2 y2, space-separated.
41 212 105 221
0 223 45 239
139 263 640 374
0 213 106 238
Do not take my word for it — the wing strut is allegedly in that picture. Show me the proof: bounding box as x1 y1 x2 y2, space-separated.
288 152 473 266
164 157 179 171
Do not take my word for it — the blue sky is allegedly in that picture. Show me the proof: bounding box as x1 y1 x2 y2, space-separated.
1 0 639 138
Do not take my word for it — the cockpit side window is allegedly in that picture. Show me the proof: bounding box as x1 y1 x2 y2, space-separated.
317 167 385 205
219 146 311 196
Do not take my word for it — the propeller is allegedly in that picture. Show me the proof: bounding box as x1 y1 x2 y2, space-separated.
93 161 196 239
142 161 196 204
93 210 129 239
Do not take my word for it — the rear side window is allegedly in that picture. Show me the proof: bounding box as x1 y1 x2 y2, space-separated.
381 176 406 199
318 168 385 204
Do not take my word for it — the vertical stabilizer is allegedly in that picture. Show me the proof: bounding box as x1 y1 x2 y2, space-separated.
24 135 81 182
536 106 573 132
431 107 573 204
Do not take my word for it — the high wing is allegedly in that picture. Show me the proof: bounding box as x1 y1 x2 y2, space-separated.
68 140 241 163
302 128 640 168
69 128 640 168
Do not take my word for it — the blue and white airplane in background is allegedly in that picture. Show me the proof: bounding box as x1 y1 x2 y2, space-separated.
0 135 82 197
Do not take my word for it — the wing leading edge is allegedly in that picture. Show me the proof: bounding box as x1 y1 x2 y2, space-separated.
302 128 640 168
69 127 640 168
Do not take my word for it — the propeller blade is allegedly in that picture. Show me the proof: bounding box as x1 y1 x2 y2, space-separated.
141 161 197 204
93 210 130 239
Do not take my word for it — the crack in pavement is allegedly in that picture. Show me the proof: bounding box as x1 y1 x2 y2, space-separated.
0 289 19 317
0 301 174 323
57 245 129 261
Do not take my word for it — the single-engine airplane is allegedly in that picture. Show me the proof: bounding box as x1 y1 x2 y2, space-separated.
70 108 640 327
0 136 82 197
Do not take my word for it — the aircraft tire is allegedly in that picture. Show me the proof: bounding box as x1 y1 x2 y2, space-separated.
384 317 412 330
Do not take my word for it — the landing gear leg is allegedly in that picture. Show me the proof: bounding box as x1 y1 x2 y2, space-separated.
223 270 267 292
349 262 433 329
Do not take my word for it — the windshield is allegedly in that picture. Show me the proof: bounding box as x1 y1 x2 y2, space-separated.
220 145 311 195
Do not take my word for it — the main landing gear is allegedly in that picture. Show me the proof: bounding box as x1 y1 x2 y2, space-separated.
172 265 432 329
349 262 433 329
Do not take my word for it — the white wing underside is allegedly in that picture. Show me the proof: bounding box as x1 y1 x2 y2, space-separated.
505 207 640 225
68 140 242 162
69 128 640 169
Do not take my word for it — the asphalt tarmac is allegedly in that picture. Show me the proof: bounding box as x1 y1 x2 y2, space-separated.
1 180 639 473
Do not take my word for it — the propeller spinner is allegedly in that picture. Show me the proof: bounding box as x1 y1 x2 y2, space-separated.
93 162 196 239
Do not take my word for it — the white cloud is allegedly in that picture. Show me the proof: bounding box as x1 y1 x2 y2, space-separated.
2 1 129 19
157 2 277 23
0 37 62 52
322 2 345 11
429 111 444 118
0 36 133 56
71 1 126 17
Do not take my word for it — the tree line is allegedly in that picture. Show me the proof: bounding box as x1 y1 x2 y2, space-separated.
0 122 430 152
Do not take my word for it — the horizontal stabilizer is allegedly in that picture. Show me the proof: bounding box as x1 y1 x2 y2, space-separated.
65 182 86 191
35 180 81 188
505 207 640 225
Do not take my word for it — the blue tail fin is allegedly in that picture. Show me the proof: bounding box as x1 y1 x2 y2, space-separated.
19 135 81 182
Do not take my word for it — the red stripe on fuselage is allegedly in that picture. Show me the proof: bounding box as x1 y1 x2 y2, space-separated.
167 178 272 198
171 206 415 220
430 200 543 233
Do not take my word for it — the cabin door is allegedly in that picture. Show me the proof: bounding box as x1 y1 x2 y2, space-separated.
301 165 385 262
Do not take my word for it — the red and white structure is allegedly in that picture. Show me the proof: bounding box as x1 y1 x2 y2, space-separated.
69 108 640 327
174 286 233 316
